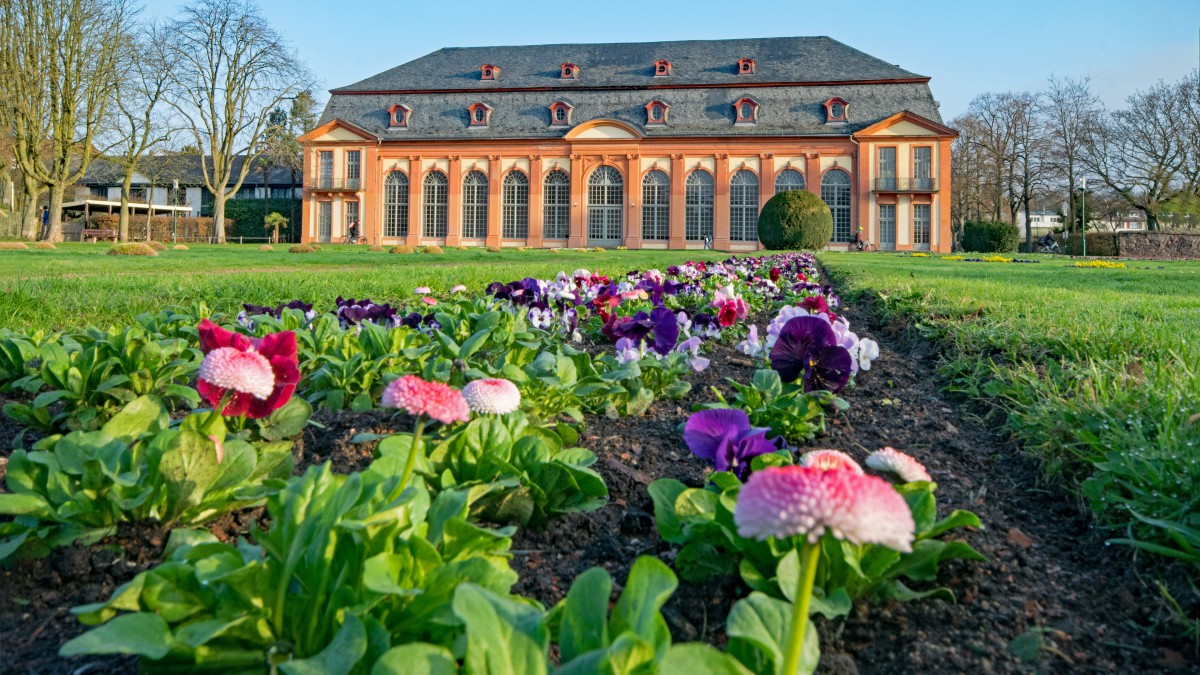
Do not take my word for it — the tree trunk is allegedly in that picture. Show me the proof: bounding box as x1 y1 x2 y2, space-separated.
1146 212 1158 231
44 184 66 242
119 175 133 242
212 190 227 243
1022 193 1033 252
19 176 41 240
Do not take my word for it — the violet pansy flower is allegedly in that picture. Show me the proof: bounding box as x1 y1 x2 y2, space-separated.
683 408 777 480
769 315 853 393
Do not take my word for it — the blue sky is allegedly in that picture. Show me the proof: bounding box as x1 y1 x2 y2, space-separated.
147 0 1197 119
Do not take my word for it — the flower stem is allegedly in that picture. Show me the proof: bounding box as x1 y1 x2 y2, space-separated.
781 540 821 675
396 413 426 493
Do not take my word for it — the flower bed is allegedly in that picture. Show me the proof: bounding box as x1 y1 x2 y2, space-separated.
0 253 990 672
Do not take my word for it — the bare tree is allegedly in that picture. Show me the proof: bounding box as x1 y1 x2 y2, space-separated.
1082 78 1190 231
949 113 990 242
263 89 318 241
102 23 177 242
161 0 310 243
1003 92 1048 252
0 0 131 241
1041 76 1101 234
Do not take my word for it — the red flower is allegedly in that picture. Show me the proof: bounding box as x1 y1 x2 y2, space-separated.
769 267 781 282
798 295 836 321
382 375 470 424
196 319 299 419
717 303 739 327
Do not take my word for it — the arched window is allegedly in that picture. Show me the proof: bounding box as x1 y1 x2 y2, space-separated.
502 171 529 239
642 170 670 240
543 170 570 240
587 166 623 245
821 169 852 242
774 168 805 194
685 171 714 241
422 171 448 238
462 170 488 239
384 171 408 238
729 170 759 241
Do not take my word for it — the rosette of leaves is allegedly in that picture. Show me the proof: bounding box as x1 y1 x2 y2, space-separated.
0 328 42 395
0 394 305 561
375 411 607 528
649 469 984 606
60 463 520 672
300 317 431 411
699 369 846 445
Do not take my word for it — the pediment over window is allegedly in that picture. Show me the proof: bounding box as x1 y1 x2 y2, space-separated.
564 119 643 140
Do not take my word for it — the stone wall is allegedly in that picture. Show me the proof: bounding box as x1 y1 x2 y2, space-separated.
1118 231 1200 259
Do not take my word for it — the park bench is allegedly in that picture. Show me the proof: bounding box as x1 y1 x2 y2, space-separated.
81 228 118 242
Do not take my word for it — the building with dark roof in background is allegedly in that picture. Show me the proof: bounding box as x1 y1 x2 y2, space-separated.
300 36 956 251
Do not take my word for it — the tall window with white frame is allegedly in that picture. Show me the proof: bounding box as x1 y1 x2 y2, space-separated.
317 201 332 242
317 151 333 189
685 171 714 241
913 147 932 189
821 170 852 243
345 201 359 239
461 170 489 239
502 171 529 239
543 170 570 240
913 203 931 248
877 147 896 190
384 172 408 238
878 203 896 247
641 170 670 240
729 170 759 241
774 169 805 194
346 150 361 189
422 171 448 238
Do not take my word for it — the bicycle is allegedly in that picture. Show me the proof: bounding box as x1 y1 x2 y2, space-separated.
1037 240 1060 254
344 234 367 245
850 240 877 252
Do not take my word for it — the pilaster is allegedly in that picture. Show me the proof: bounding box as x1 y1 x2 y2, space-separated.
528 156 543 247
668 154 685 249
446 157 462 246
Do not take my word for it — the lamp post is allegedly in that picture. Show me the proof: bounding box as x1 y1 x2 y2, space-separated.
172 179 180 243
1080 177 1087 258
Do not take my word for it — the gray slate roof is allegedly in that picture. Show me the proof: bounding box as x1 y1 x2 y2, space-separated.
81 155 302 186
320 36 943 142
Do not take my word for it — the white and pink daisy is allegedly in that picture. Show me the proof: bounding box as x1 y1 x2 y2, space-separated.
462 378 522 415
414 286 432 295
381 375 470 424
865 447 931 483
198 347 275 401
799 449 863 474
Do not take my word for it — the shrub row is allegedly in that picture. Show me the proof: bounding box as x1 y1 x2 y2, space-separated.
1064 232 1119 257
91 214 216 241
961 220 1020 253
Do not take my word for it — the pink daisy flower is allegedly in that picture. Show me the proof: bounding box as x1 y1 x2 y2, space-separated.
865 447 932 483
381 375 470 424
450 284 467 293
199 347 275 400
800 449 863 474
462 378 521 414
421 297 438 306
414 286 432 295
196 319 299 419
735 465 914 552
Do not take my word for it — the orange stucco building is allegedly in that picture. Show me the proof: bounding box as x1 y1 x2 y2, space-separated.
300 37 956 252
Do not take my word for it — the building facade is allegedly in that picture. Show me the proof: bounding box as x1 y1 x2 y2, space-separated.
301 37 955 251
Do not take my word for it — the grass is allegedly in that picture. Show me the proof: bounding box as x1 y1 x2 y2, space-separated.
0 242 725 331
820 252 1200 566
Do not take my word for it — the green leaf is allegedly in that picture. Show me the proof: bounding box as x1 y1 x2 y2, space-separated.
372 643 458 675
1007 629 1044 663
625 387 655 417
660 644 753 674
59 613 173 659
558 567 611 663
726 592 819 675
453 583 549 675
256 396 313 441
675 542 735 582
921 509 983 540
609 557 677 653
0 493 53 517
647 479 687 543
897 482 937 533
102 395 167 442
599 633 657 674
280 613 368 675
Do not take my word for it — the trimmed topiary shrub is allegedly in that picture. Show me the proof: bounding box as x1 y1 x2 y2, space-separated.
259 244 274 251
288 244 317 254
173 244 189 251
0 242 30 250
486 245 502 253
390 244 415 254
1065 232 1119 257
34 242 56 250
369 245 384 252
145 240 167 251
574 247 589 253
757 190 833 250
108 243 157 256
455 245 469 251
422 245 445 254
591 246 606 252
961 220 1020 253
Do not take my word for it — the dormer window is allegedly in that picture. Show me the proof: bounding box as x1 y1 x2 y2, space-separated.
645 100 669 125
549 101 573 127
737 58 756 75
468 102 492 127
734 97 759 124
480 64 500 81
824 97 849 123
387 103 412 128
560 62 580 79
654 59 672 77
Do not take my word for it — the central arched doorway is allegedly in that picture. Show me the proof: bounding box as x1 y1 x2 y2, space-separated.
587 166 623 247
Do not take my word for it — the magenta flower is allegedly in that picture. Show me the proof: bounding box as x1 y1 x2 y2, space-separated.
382 375 470 425
711 285 749 327
734 465 915 552
769 315 853 393
865 447 932 483
462 378 521 415
196 319 299 419
800 449 863 474
684 408 777 480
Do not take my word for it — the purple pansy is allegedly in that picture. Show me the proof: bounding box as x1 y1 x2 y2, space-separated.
683 408 777 480
769 315 853 393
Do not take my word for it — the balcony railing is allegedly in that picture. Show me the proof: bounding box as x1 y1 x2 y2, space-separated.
873 177 937 192
308 177 362 191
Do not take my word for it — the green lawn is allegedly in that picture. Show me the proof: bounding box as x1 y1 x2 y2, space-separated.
820 252 1200 565
0 243 726 331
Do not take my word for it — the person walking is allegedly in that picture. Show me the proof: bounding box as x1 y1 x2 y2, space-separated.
40 206 49 240
348 220 360 244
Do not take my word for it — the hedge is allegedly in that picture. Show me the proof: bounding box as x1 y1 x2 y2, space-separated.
1065 232 1119 257
757 190 833 250
222 198 302 240
961 220 1020 253
91 214 216 241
